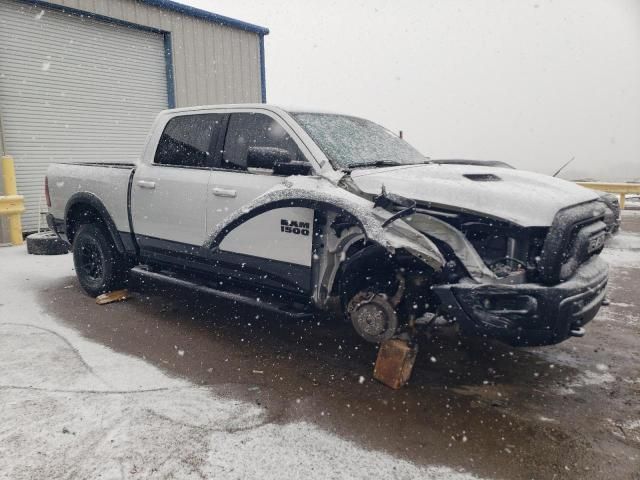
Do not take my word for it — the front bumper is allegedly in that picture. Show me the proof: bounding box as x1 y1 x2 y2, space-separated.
433 256 609 346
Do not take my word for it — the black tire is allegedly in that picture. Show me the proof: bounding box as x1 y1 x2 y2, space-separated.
72 223 128 297
26 231 70 255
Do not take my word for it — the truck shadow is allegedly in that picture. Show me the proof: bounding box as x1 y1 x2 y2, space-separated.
37 272 597 480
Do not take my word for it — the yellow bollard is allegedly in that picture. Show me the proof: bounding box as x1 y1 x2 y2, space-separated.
1 155 24 245
619 193 625 211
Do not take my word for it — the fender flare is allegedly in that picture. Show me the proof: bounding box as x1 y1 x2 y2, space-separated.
64 192 125 253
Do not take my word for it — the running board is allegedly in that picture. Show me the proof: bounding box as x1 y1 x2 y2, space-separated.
130 267 313 319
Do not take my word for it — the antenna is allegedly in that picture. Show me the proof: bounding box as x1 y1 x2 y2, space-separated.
552 156 575 178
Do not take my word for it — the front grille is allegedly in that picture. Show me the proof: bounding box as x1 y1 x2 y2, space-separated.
537 201 607 284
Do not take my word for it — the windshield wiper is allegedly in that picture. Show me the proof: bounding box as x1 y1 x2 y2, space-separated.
345 160 406 169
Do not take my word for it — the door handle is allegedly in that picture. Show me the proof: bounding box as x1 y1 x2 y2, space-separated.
212 187 237 198
136 180 156 189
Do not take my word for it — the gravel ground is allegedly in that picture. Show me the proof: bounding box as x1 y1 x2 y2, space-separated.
0 211 639 479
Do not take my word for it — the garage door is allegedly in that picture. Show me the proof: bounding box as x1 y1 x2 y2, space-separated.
0 0 168 231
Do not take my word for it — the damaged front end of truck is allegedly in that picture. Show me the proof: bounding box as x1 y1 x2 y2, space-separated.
425 200 609 347
205 172 609 347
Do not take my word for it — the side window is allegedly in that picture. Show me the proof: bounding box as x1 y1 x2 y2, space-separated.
221 112 304 171
154 114 224 167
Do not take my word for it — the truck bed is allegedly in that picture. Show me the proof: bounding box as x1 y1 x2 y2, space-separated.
47 162 135 234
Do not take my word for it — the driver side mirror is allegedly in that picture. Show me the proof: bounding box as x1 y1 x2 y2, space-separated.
246 146 312 176
247 146 289 169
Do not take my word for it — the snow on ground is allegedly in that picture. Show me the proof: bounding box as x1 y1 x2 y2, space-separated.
600 248 640 267
605 230 640 251
0 245 482 480
555 370 616 396
609 418 640 443
595 299 640 328
601 230 640 267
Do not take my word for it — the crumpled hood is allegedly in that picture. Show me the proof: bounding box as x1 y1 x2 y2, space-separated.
350 164 599 227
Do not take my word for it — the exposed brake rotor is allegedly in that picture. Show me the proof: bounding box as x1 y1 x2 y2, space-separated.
347 291 399 343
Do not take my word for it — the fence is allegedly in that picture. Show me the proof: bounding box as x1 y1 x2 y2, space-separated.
575 182 640 210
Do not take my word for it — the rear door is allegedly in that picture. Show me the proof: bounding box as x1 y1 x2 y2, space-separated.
131 113 225 265
206 111 315 293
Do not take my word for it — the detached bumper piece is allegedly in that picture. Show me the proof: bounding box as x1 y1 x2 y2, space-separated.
434 256 608 346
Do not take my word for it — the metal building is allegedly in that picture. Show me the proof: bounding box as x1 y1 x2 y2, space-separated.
0 0 268 232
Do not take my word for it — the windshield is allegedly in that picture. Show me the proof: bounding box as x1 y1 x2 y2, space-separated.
290 112 426 169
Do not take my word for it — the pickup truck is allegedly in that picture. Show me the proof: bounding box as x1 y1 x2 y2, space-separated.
46 104 609 347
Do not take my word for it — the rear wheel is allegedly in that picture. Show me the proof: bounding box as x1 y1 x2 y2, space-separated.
72 223 128 297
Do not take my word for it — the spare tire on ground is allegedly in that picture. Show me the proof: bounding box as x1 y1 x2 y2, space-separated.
26 231 69 255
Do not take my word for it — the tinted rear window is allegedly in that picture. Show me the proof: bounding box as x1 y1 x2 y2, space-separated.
155 114 224 167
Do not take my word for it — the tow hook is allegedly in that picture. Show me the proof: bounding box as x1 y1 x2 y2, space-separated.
569 326 586 338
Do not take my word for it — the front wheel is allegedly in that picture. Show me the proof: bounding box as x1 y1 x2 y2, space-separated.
72 223 128 297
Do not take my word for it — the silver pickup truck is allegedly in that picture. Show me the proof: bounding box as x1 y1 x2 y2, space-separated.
46 104 609 347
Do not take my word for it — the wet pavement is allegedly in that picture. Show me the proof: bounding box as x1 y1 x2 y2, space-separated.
20 211 640 479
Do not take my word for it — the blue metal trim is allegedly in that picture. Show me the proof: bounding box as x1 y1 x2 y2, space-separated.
259 35 267 103
137 0 269 35
19 0 269 35
163 33 176 108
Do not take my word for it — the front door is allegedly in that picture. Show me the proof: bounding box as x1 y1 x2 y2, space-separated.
206 111 315 293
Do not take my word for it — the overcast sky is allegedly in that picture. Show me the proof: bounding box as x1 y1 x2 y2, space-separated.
182 0 640 181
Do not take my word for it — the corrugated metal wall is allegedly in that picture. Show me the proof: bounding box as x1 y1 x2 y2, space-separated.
0 0 264 235
42 0 264 106
0 0 170 230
